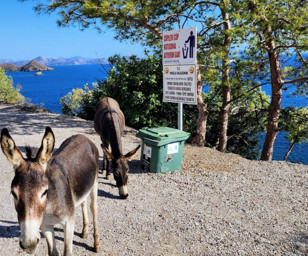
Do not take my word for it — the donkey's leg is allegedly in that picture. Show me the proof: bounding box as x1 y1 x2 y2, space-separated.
41 224 59 256
63 217 75 256
102 141 111 180
90 179 101 253
81 200 89 238
104 155 111 180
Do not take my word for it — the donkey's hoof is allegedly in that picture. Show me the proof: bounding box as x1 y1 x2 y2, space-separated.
102 170 107 176
94 244 102 253
51 250 59 256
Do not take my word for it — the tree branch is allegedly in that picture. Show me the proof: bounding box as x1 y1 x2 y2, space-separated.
296 50 308 65
228 81 270 104
195 1 220 7
253 30 271 51
199 21 226 36
182 1 197 28
282 77 308 85
277 17 291 24
274 44 305 50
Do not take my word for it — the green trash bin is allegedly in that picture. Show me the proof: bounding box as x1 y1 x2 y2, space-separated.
136 127 190 173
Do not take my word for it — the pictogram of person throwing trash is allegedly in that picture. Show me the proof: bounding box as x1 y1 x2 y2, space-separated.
182 31 195 59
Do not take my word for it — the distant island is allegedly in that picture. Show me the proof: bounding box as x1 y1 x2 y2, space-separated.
0 56 109 69
33 56 109 66
0 60 54 72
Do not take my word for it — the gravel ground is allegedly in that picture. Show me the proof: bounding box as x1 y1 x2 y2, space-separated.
0 102 307 256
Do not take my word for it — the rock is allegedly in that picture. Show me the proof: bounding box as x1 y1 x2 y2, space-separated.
0 64 20 71
0 60 54 72
20 60 54 71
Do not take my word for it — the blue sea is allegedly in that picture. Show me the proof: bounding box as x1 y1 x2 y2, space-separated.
7 64 109 113
6 64 308 165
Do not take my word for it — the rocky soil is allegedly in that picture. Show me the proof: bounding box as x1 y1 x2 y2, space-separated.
0 102 307 256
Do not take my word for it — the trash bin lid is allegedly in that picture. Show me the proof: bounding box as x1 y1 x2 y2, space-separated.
137 127 190 141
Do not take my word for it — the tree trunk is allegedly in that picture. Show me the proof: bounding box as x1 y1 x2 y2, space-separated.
283 141 296 161
218 5 231 152
218 59 231 152
196 66 208 146
261 28 283 161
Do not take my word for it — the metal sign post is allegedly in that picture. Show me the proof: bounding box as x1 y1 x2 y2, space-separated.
162 27 197 131
178 102 183 131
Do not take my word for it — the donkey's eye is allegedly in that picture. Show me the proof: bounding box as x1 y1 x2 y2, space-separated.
11 191 18 200
41 189 48 198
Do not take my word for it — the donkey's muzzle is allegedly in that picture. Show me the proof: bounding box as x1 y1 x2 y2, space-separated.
120 193 128 199
20 238 39 254
119 185 128 199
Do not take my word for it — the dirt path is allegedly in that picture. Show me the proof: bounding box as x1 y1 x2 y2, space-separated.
0 103 307 255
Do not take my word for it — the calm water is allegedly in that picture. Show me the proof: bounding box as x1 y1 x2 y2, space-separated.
6 65 308 165
7 64 108 113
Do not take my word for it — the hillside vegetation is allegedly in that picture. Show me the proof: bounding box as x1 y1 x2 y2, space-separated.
0 68 24 103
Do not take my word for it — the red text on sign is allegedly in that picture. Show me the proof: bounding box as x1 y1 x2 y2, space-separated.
164 43 176 50
163 33 179 42
164 51 180 58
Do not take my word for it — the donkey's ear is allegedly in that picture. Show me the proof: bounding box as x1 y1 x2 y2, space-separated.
36 127 55 167
101 144 114 160
125 144 141 161
0 128 25 168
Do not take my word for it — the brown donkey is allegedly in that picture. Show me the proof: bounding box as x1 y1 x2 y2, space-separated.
94 97 140 199
0 127 101 256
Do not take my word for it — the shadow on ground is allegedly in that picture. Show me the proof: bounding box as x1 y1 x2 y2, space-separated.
0 104 94 136
0 220 19 238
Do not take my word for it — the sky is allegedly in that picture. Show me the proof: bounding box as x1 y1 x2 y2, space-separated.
0 0 147 61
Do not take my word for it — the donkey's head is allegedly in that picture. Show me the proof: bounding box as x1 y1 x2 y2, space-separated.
1 127 55 254
101 144 140 199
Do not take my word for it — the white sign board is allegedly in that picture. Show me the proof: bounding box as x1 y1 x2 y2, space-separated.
163 27 197 65
163 65 197 105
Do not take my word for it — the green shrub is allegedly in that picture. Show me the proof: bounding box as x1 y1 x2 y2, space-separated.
280 106 308 145
61 84 93 116
61 55 179 129
0 68 24 103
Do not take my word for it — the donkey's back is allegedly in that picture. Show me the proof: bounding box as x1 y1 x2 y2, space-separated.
94 97 125 138
48 134 99 207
